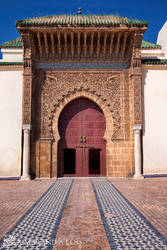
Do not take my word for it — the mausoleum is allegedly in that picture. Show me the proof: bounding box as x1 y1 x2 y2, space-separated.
0 15 167 179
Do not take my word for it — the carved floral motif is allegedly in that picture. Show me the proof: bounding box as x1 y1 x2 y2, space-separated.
36 71 126 140
131 31 143 125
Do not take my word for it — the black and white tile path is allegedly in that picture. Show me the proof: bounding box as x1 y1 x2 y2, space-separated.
92 178 167 249
0 179 73 250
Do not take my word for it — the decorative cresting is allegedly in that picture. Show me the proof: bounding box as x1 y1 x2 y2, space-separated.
39 71 124 140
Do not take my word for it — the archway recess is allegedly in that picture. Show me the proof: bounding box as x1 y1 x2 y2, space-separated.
58 98 106 177
52 91 113 177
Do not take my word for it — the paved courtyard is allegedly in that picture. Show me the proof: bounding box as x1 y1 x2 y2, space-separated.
0 177 166 249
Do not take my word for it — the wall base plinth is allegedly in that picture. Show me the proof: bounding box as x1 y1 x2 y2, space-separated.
133 174 144 179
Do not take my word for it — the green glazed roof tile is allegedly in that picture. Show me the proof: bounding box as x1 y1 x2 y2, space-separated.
0 62 23 65
141 40 161 49
142 58 167 65
16 14 148 27
0 37 23 48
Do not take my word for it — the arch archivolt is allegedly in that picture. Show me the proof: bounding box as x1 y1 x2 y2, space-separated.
52 91 113 141
40 70 123 140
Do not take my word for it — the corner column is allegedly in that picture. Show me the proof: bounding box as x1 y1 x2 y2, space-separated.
133 125 143 179
21 124 31 180
19 31 34 180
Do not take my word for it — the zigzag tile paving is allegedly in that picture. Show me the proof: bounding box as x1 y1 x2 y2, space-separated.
0 178 167 249
109 177 167 239
92 178 167 249
0 179 73 249
0 179 55 239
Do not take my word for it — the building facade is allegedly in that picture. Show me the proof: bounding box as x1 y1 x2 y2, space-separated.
0 15 167 179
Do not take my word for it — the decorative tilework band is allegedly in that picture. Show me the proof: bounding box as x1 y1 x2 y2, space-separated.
35 62 129 70
92 178 167 249
0 179 73 249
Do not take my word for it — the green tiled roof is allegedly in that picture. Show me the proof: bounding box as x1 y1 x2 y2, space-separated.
0 62 23 65
0 37 23 48
141 40 161 49
142 58 167 65
16 15 148 27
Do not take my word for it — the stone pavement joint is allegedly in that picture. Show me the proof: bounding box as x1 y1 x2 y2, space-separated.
92 178 167 249
0 179 73 249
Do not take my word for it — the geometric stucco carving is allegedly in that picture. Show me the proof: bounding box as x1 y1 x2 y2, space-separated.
37 70 126 140
131 31 143 125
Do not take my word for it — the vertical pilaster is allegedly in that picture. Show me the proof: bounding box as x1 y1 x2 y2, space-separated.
37 32 42 59
131 31 145 179
97 32 100 57
44 33 49 58
77 32 81 58
64 33 68 57
116 32 121 57
21 31 34 180
109 33 114 57
84 32 87 57
71 32 74 59
50 33 55 57
131 31 144 129
90 32 94 58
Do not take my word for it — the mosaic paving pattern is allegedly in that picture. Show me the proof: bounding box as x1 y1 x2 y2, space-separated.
92 178 167 249
0 179 73 249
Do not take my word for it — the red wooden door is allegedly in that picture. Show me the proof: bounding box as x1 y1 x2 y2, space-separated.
58 98 106 176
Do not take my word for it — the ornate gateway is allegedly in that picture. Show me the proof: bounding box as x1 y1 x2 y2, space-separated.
16 14 148 178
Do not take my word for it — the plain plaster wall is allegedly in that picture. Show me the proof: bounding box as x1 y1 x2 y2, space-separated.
0 48 23 62
142 67 167 174
157 21 167 57
0 70 23 177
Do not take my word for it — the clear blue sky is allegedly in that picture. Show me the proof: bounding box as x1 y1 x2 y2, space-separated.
0 0 167 45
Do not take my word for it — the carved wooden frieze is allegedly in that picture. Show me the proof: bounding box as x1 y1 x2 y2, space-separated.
35 70 129 140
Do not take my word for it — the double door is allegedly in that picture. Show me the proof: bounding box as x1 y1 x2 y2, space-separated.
58 98 106 176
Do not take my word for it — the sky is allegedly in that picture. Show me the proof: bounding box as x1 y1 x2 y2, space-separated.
0 0 167 46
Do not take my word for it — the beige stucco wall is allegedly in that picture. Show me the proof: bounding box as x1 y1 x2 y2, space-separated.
0 69 23 177
142 66 167 174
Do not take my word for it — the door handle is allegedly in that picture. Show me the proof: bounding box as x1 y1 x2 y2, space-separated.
79 136 83 143
83 136 86 143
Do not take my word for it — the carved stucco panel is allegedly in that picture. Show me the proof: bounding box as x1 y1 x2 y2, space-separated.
23 74 32 124
38 70 125 140
133 75 142 125
130 31 143 126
